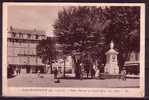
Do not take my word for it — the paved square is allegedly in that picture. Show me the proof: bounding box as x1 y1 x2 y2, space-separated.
8 74 139 88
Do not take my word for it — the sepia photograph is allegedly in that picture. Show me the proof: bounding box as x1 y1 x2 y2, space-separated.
2 3 145 97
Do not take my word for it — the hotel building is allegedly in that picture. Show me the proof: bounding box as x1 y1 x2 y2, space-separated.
7 27 47 74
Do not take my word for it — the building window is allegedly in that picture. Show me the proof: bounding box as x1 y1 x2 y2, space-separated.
19 33 21 38
12 40 14 45
19 42 22 46
19 33 23 38
35 35 39 39
27 34 31 39
12 32 16 38
24 50 26 55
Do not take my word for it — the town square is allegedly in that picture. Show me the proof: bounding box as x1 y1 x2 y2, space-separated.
6 4 141 89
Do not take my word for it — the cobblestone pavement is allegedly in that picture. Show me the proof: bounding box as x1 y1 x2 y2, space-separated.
8 74 139 88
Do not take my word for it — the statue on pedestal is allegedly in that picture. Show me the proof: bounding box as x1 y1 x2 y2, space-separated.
104 41 119 75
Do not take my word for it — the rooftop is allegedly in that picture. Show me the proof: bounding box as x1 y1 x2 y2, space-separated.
8 26 46 35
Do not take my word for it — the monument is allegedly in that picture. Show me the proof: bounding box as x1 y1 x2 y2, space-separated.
104 41 119 75
65 55 75 75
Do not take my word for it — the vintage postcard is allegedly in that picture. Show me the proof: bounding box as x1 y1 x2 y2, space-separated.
2 3 145 97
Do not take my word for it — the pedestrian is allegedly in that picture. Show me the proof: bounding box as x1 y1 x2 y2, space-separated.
98 68 101 79
37 70 40 78
53 67 58 79
16 67 19 75
75 60 80 79
54 67 60 83
93 63 98 78
85 62 90 79
95 67 100 79
18 67 21 74
91 68 95 79
80 62 84 80
121 67 127 81
57 68 61 83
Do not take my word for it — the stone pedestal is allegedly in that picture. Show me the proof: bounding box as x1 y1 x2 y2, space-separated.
104 41 119 75
64 56 75 76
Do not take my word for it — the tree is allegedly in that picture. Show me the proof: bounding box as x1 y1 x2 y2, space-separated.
36 37 57 73
54 7 109 59
53 6 110 77
53 6 140 75
103 6 140 70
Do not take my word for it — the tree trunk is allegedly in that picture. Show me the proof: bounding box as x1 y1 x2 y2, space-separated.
72 55 80 78
50 61 53 74
72 55 76 77
63 58 66 77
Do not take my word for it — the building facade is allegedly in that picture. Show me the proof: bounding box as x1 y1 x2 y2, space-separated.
7 27 47 74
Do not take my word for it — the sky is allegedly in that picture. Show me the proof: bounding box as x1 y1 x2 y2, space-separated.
7 5 66 37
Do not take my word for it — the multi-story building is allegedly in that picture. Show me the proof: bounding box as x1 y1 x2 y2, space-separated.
7 26 47 74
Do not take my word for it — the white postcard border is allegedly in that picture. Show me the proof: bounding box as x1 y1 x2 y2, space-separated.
2 3 145 97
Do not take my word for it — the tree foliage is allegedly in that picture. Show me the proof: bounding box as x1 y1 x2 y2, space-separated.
53 6 140 67
104 6 140 51
103 6 140 68
36 37 57 69
54 6 110 64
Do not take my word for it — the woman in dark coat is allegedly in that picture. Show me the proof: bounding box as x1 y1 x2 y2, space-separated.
91 68 95 79
53 68 58 79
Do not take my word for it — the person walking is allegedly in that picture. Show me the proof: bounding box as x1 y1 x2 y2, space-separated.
91 68 95 79
16 67 19 76
85 61 90 79
18 67 21 74
95 67 100 79
120 67 127 81
54 67 60 83
53 67 58 79
37 70 41 78
80 62 84 80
